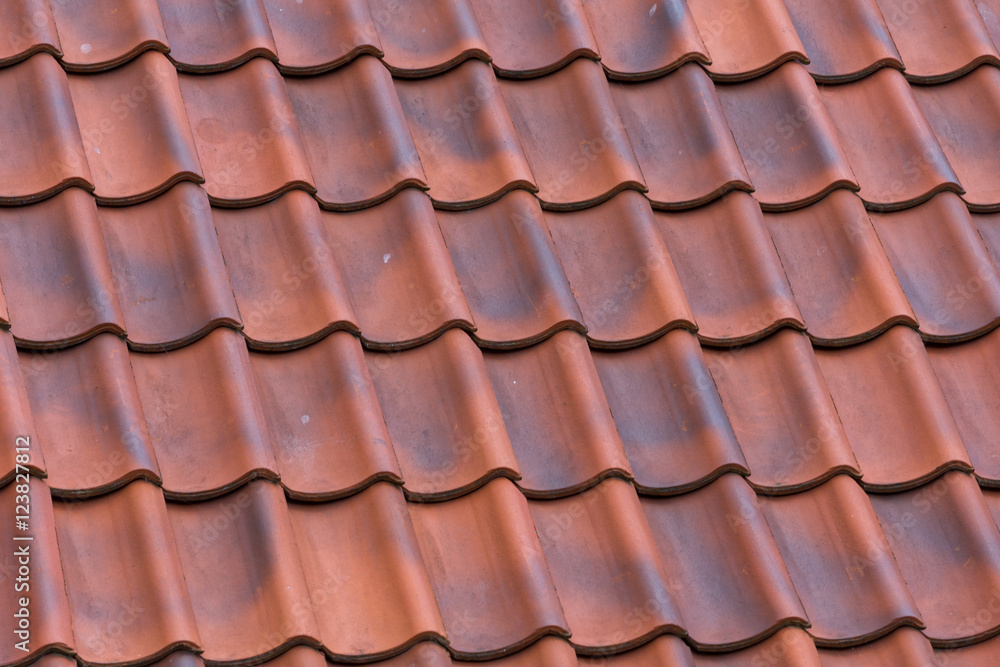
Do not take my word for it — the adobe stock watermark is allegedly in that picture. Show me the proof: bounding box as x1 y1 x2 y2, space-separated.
11 436 32 654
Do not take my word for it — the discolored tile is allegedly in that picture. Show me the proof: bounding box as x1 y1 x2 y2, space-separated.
436 191 584 347
579 635 696 666
157 0 276 72
408 478 569 658
323 189 474 348
262 0 382 74
875 0 999 81
528 478 684 650
869 472 1000 645
818 627 937 666
913 64 1000 211
250 332 402 500
782 0 902 81
368 0 489 76
98 182 242 351
470 0 599 77
498 58 646 209
547 191 694 345
395 59 535 208
483 331 632 497
717 63 858 211
21 334 158 495
764 190 916 345
655 192 803 344
870 193 1000 341
130 328 278 499
0 0 60 66
592 330 748 494
695 627 821 665
167 480 318 662
0 54 92 203
53 481 200 664
0 331 41 483
50 0 167 71
581 0 709 80
0 188 124 348
705 330 859 493
761 475 922 645
609 63 752 209
366 330 518 500
816 326 972 491
688 0 808 81
819 68 961 211
213 190 358 350
285 55 426 210
641 474 808 650
179 58 314 206
287 482 445 659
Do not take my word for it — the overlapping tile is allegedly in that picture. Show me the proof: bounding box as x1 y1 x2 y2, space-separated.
0 0 60 67
262 0 383 74
0 331 41 485
157 0 276 72
49 0 168 71
818 627 937 666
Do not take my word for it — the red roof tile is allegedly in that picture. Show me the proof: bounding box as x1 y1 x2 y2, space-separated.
49 0 168 72
157 0 276 73
0 0 60 67
262 0 383 75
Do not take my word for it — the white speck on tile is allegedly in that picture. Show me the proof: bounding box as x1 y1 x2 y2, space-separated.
81 43 92 54
301 414 310 424
650 4 657 17
94 146 101 154
383 253 391 263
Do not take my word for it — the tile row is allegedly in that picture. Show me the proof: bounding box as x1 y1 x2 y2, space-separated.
5 316 1000 499
5 47 1000 211
13 471 1000 664
4 183 1000 351
5 0 1000 83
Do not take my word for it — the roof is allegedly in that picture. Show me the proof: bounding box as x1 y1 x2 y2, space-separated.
5 0 1000 664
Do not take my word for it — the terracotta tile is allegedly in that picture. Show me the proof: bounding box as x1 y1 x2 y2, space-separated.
0 480 72 663
483 331 631 497
179 58 314 206
816 326 971 490
913 65 1000 211
870 193 1000 341
592 330 747 494
655 192 804 344
131 328 278 499
250 332 402 500
0 188 125 348
0 54 92 204
98 182 242 351
167 480 318 662
66 52 201 204
285 56 426 210
979 0 1000 50
528 478 683 650
764 190 917 345
782 0 902 82
436 191 584 347
262 0 383 74
157 0 276 72
323 190 474 349
977 209 1000 268
470 0 599 77
705 330 859 492
408 478 569 657
641 474 808 649
935 633 1000 665
547 191 695 346
368 0 489 77
818 627 937 666
760 475 922 645
53 481 200 663
609 64 752 209
875 0 999 82
30 656 79 667
288 482 444 659
214 191 358 350
581 0 709 80
366 330 518 500
21 334 158 495
694 627 821 666
471 637 579 666
688 0 808 81
927 330 1000 486
0 0 60 66
328 641 451 666
50 0 167 71
264 647 326 667
870 472 1000 645
819 68 961 211
396 59 535 208
579 635 695 666
0 332 41 484
498 58 646 209
717 63 858 211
